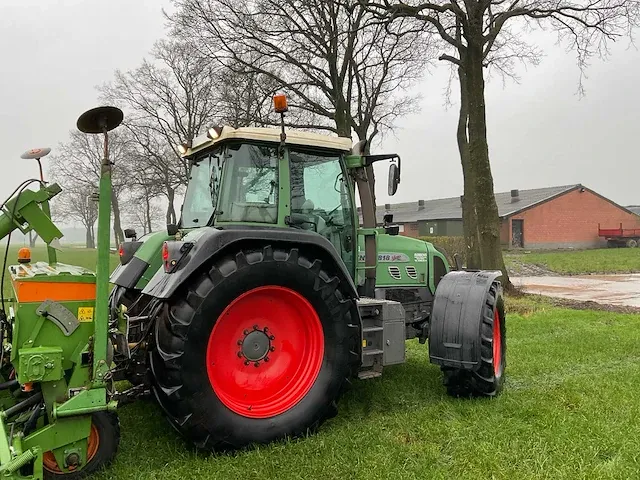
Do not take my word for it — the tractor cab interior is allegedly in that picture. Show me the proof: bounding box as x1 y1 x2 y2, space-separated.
289 148 356 272
217 143 279 224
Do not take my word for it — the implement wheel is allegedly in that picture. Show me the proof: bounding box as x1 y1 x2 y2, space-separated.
151 246 358 450
43 412 120 479
442 282 506 397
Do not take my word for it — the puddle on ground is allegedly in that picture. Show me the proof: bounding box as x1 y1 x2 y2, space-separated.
513 274 640 307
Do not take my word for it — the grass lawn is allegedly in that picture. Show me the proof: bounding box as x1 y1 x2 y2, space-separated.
506 248 640 275
88 296 640 480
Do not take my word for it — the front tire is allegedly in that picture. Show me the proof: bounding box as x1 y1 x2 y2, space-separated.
442 282 506 397
151 246 357 450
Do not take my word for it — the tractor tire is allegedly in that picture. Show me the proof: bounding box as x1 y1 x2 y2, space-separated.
150 246 358 450
42 412 120 479
442 281 506 397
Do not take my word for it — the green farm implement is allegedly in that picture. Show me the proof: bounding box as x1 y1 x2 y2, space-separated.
0 97 505 478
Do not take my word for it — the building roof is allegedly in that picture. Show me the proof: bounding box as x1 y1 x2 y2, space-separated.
185 126 353 157
626 206 640 216
370 184 583 224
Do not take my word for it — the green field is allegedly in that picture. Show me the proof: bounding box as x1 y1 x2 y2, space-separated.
3 248 640 478
506 248 640 275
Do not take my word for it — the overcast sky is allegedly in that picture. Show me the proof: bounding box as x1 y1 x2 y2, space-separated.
2 0 639 223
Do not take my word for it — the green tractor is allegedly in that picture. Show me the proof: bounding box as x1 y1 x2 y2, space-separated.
0 98 505 478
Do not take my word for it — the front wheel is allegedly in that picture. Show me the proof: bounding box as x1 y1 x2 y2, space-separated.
151 246 358 450
442 282 506 397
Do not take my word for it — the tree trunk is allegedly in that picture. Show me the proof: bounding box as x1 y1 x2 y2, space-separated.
85 226 95 249
457 66 481 269
166 186 177 225
462 40 510 284
145 193 152 234
354 127 377 223
111 192 124 246
28 231 37 248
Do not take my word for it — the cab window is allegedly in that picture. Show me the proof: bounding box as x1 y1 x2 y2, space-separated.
216 143 278 224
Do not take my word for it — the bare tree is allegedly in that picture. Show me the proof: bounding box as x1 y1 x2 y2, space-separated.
124 127 185 224
168 0 432 205
50 184 98 248
49 130 133 245
100 39 220 223
124 152 168 234
27 231 37 248
217 61 280 128
122 191 164 235
366 0 640 284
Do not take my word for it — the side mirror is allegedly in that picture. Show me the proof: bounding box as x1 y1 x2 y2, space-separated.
167 224 179 236
124 228 137 241
388 163 400 196
383 213 399 235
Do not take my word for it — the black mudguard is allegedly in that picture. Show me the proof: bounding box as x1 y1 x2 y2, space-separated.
141 226 359 300
428 270 502 370
110 257 149 289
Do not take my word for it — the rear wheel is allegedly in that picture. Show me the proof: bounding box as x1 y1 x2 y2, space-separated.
151 246 357 450
442 282 506 397
627 239 638 248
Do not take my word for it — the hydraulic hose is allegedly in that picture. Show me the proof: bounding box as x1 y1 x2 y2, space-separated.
3 392 43 419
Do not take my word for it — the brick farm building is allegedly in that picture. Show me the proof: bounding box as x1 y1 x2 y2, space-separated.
369 184 640 249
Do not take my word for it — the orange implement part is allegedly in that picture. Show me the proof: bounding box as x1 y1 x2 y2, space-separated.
43 423 100 473
11 279 96 303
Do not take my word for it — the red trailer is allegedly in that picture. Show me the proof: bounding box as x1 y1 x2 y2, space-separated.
598 223 640 247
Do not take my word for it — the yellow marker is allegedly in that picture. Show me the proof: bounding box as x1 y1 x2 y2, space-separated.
362 339 367 348
77 307 94 322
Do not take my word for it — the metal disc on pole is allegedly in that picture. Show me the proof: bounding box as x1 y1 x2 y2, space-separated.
77 106 123 134
20 147 51 160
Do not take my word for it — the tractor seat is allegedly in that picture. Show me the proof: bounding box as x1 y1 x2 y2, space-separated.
229 202 277 223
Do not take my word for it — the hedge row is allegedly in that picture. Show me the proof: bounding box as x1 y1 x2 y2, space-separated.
420 236 467 266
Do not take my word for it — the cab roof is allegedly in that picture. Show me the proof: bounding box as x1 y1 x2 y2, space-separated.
186 126 354 156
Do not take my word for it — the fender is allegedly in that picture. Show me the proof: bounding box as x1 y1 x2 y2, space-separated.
428 270 502 371
141 225 359 300
110 231 172 290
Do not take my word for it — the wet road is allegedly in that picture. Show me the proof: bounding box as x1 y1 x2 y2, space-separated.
513 274 640 307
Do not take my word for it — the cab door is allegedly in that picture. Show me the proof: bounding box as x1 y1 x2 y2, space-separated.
288 148 356 278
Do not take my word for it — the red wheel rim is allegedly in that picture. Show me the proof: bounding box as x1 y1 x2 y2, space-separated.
493 308 502 376
206 285 324 418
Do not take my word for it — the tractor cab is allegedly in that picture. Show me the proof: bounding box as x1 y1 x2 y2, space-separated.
177 125 359 279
